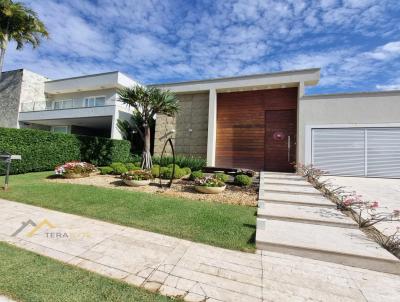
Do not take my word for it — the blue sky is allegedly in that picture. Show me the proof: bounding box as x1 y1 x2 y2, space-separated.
4 0 400 94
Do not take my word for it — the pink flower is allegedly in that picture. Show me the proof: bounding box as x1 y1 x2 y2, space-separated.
370 201 379 209
343 197 354 206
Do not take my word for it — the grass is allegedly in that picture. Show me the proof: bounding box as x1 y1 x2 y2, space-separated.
0 242 173 302
0 172 256 251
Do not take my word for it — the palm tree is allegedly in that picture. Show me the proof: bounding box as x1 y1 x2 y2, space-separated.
0 0 48 79
118 86 179 169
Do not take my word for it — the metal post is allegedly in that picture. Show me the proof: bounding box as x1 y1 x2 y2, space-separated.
4 159 11 191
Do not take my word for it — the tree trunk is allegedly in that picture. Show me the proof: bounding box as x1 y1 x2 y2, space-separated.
141 124 153 169
0 37 8 81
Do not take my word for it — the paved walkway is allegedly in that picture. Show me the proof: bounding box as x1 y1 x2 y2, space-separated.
1 198 400 302
321 176 400 236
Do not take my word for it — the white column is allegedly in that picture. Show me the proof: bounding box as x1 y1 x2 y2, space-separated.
207 88 217 166
296 81 305 164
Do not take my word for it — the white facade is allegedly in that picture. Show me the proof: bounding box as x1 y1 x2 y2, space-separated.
2 68 400 177
9 70 137 139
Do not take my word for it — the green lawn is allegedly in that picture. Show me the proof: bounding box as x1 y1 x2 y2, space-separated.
0 242 174 302
0 172 256 251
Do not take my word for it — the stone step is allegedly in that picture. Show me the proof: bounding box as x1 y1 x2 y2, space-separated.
262 184 322 196
262 178 310 187
258 191 335 208
256 219 400 275
260 172 304 181
257 202 357 229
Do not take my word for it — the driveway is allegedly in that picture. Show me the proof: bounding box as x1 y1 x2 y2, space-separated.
321 176 400 236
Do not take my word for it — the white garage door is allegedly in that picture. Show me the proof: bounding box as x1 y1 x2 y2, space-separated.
312 128 400 178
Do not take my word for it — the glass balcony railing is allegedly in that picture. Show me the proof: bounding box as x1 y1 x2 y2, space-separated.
20 98 114 112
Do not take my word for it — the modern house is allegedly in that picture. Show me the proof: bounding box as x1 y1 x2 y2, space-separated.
1 68 400 177
0 69 136 139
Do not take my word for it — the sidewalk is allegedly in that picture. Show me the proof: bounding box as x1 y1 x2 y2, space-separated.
1 198 399 302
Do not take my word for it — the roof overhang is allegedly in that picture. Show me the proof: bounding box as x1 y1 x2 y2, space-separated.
151 68 320 93
45 71 137 94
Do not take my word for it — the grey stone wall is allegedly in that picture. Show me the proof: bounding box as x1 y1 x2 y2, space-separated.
0 69 48 128
0 70 23 128
154 92 209 158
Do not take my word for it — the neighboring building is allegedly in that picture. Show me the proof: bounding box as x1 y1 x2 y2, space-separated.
1 68 400 177
0 69 136 139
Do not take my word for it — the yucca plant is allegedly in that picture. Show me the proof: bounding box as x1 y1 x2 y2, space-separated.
118 86 179 169
0 0 48 78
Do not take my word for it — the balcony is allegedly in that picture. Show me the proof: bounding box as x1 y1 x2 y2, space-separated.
20 97 114 112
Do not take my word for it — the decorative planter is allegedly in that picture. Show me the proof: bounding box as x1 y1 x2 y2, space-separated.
195 185 226 194
123 179 151 187
63 173 89 179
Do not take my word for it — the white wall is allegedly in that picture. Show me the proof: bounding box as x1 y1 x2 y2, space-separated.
298 91 400 163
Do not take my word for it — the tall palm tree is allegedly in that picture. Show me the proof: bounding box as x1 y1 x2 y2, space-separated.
0 0 48 79
118 86 179 169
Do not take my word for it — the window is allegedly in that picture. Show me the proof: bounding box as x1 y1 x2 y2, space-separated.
52 126 69 134
95 96 106 106
63 100 73 109
85 96 106 107
53 101 62 110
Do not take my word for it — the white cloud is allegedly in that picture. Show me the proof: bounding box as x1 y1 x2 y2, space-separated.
376 78 400 90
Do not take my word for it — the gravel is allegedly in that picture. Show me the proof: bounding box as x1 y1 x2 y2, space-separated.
49 174 257 206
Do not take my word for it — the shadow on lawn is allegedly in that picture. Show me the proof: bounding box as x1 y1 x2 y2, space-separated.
243 223 256 245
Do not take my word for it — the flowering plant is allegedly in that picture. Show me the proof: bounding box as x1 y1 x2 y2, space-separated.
55 161 96 177
195 176 225 187
340 194 400 228
121 170 153 181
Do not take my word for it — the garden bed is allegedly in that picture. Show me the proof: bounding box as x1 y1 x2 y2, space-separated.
48 174 258 206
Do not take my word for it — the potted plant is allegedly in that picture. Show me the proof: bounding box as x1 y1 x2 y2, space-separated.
55 161 97 178
195 176 226 194
121 170 153 187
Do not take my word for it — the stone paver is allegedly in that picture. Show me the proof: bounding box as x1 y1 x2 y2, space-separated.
1 198 400 301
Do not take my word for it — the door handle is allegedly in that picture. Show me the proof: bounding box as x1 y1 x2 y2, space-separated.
288 135 291 162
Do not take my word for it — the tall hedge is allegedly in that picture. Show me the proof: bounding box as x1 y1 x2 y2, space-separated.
0 127 130 175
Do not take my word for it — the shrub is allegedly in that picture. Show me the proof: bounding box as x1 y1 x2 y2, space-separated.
175 168 187 179
189 170 204 181
110 162 128 175
182 167 191 175
125 163 138 171
0 128 80 175
234 174 252 187
214 173 229 183
151 165 160 177
159 167 186 179
77 135 130 166
99 166 113 175
167 163 180 170
152 155 206 171
0 127 131 175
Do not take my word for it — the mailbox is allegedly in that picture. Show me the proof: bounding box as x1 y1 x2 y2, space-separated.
0 152 22 190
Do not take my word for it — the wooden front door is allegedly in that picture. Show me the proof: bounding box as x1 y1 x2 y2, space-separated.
264 110 297 172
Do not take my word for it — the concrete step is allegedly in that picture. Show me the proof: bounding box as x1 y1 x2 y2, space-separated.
260 172 304 181
262 178 311 187
256 219 400 275
262 184 322 196
257 202 357 228
258 191 335 208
